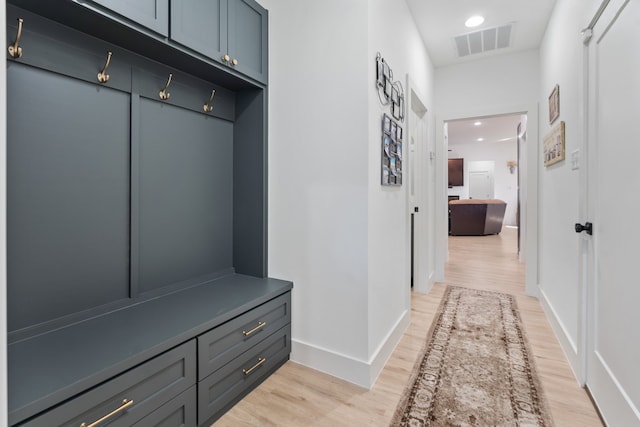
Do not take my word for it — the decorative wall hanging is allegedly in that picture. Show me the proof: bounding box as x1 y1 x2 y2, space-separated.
548 84 560 124
375 52 405 123
543 120 565 167
381 113 403 186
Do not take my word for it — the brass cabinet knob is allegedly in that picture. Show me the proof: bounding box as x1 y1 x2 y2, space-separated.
231 58 238 66
222 54 230 63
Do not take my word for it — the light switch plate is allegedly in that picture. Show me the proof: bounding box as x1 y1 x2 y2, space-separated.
571 149 580 170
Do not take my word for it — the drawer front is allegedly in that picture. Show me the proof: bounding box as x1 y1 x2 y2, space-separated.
198 292 291 380
21 341 196 427
198 324 291 425
132 386 196 427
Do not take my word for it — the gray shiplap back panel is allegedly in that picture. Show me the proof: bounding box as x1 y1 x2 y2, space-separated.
137 98 233 293
7 63 131 332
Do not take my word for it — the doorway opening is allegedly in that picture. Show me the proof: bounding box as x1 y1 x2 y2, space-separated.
435 108 538 297
446 114 523 237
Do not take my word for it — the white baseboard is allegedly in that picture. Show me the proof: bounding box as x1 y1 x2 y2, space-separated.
291 309 410 389
368 308 411 386
538 286 580 381
590 351 640 426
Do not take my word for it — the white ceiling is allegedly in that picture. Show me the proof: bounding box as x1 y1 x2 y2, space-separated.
405 0 558 67
448 115 523 146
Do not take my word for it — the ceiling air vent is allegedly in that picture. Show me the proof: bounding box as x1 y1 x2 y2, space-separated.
454 24 513 58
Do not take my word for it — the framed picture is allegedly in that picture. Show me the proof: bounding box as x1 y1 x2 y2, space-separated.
383 135 392 156
391 121 397 140
376 55 385 88
548 84 560 124
396 125 403 142
384 76 392 98
392 102 401 120
543 121 565 167
399 95 405 121
391 85 399 105
382 114 392 134
382 167 389 184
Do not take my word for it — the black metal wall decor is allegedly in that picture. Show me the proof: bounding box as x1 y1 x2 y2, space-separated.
375 52 405 122
381 113 403 186
376 53 404 186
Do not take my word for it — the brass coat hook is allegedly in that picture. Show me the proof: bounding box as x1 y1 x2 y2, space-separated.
97 51 113 83
8 18 24 58
203 89 216 113
159 73 173 100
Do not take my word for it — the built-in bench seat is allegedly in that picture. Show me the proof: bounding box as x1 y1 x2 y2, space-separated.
9 274 292 426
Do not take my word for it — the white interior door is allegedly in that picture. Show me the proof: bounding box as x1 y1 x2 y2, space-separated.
584 0 640 424
469 170 492 199
409 87 429 293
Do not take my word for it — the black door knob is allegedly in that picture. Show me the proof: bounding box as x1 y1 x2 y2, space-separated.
575 222 593 235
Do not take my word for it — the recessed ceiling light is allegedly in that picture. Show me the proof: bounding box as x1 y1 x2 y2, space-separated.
465 15 485 28
474 121 482 126
477 138 484 142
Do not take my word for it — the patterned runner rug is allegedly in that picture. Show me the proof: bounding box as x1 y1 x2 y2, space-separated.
392 286 554 426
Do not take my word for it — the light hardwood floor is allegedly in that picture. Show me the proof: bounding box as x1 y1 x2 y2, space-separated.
216 227 602 426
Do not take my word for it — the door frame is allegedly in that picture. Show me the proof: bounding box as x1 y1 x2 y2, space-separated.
406 75 432 294
435 104 539 295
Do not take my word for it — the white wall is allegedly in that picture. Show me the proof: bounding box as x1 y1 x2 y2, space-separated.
434 50 540 294
257 0 371 382
258 0 435 387
436 50 540 116
537 0 601 373
449 141 519 226
366 0 435 381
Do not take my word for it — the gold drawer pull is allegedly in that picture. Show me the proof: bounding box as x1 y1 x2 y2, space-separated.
242 321 266 337
80 399 134 427
243 357 266 376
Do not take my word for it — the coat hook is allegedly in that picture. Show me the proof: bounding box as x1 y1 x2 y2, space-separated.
159 73 173 100
8 18 24 58
203 89 216 113
97 51 113 83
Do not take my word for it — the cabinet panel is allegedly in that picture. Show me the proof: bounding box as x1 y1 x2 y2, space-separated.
227 0 268 83
198 325 291 425
21 341 196 427
136 98 233 293
170 0 227 61
7 63 131 332
87 0 169 36
169 0 267 84
198 292 291 380
132 386 196 427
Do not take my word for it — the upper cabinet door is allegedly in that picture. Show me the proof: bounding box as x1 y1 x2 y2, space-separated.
170 0 267 84
227 0 268 83
90 0 169 36
171 0 227 61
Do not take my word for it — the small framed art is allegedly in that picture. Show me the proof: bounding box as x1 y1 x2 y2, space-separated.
543 120 565 167
382 114 392 134
548 84 560 124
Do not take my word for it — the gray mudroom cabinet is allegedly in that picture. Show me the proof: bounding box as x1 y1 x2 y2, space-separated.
81 0 170 36
171 0 268 84
5 1 290 426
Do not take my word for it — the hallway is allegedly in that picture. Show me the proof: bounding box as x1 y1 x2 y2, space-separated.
217 227 602 426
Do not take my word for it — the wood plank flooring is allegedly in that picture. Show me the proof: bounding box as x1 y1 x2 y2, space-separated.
215 227 602 426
